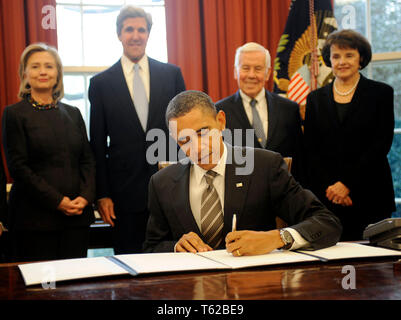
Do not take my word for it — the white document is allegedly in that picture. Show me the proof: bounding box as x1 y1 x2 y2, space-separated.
116 252 228 274
17 242 401 286
197 249 317 269
297 242 401 260
18 257 127 286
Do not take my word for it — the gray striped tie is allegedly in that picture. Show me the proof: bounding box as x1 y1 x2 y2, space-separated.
250 99 266 148
201 170 224 249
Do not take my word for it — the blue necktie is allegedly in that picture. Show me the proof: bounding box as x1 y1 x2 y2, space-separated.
133 64 148 131
250 99 266 148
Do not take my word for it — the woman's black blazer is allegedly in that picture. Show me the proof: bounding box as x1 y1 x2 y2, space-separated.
304 74 395 220
0 148 7 225
2 100 96 231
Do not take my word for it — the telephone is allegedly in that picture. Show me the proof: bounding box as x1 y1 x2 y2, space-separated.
363 218 401 250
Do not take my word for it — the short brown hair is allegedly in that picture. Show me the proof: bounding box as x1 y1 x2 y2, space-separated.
322 29 372 69
18 43 64 102
116 5 153 36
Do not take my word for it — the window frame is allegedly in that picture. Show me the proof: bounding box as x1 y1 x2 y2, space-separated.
365 19 401 208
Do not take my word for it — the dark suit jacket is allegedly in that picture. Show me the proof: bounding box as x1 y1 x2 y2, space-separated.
2 100 96 231
304 75 395 236
0 148 7 227
89 57 186 214
143 145 342 253
216 90 304 183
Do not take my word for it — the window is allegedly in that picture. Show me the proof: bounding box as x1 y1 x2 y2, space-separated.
334 0 401 217
56 0 167 127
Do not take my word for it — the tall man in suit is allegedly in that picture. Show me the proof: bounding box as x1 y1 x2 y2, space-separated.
89 6 186 254
216 42 304 182
143 91 341 255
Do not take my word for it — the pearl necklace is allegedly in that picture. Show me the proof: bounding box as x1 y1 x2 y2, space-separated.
333 75 360 96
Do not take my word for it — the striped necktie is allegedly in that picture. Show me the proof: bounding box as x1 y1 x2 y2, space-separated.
250 99 266 148
201 170 224 249
133 63 148 131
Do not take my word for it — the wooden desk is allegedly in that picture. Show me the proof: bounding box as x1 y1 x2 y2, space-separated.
1 257 401 300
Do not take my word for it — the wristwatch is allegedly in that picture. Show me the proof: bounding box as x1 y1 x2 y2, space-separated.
279 229 294 250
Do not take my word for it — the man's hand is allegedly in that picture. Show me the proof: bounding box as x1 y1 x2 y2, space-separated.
225 230 284 256
97 197 116 227
0 222 8 236
57 196 83 216
326 181 353 206
71 196 88 210
175 232 213 253
339 196 353 207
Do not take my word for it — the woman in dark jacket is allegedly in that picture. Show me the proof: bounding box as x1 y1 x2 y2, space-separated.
0 148 7 233
0 149 10 262
2 43 96 261
304 30 395 240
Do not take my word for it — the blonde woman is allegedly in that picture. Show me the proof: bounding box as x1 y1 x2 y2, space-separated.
2 43 96 261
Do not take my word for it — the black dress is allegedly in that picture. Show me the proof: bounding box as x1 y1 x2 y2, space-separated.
2 99 96 261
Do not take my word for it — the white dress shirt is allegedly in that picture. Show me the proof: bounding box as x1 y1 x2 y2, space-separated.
120 54 150 102
189 144 228 230
239 88 268 140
